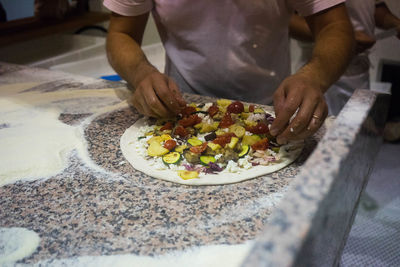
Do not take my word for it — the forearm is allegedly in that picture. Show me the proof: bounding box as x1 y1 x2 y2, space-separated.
375 3 400 30
299 17 354 92
106 32 157 89
289 14 313 42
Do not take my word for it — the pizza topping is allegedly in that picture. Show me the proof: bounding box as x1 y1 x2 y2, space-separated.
238 145 250 158
246 122 269 134
180 106 197 117
219 112 235 128
178 114 202 127
178 170 199 180
160 121 174 131
251 138 269 151
207 104 219 117
163 139 177 151
174 125 189 138
212 132 236 147
189 142 208 154
137 100 288 180
162 152 181 165
187 138 203 146
147 141 170 157
227 101 244 114
200 155 216 166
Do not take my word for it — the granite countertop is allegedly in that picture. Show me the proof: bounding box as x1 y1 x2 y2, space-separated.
0 63 325 264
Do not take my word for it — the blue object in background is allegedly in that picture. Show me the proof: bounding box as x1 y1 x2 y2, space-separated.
2 0 34 21
100 74 122 81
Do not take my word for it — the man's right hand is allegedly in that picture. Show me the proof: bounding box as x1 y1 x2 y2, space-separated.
130 64 186 118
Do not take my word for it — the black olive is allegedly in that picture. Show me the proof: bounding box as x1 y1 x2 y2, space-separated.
204 132 217 141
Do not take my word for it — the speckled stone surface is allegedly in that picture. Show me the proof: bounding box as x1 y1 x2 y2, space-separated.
243 89 390 267
0 63 323 264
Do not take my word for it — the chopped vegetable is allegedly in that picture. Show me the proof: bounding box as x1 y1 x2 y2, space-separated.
178 170 199 180
187 138 203 146
242 135 261 146
162 152 182 165
227 101 244 114
147 141 170 157
238 145 250 158
163 139 177 150
200 155 216 166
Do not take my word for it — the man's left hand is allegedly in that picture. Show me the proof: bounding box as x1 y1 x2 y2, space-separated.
270 73 328 144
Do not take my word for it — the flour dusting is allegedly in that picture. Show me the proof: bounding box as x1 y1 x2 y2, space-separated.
31 241 253 267
0 83 128 186
0 227 40 265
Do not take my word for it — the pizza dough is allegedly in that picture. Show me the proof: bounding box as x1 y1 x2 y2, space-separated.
120 117 304 185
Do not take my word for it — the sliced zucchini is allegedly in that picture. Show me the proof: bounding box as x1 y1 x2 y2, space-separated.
162 152 181 165
187 138 203 146
200 155 216 166
238 145 250 158
178 170 199 180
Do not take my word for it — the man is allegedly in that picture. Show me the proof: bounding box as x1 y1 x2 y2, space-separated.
103 0 354 144
290 0 400 116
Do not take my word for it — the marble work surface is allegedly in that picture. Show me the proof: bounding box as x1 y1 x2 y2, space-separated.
0 63 388 266
0 63 321 264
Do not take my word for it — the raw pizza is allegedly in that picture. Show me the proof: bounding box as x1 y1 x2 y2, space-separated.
120 99 303 185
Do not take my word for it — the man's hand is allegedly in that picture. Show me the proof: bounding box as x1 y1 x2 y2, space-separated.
130 64 186 118
270 73 328 144
106 12 186 118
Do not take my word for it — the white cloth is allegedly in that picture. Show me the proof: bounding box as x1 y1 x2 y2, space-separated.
104 0 344 105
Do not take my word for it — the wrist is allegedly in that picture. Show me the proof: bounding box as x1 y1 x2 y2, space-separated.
131 60 158 89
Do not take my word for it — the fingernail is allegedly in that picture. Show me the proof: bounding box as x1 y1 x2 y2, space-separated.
270 128 278 136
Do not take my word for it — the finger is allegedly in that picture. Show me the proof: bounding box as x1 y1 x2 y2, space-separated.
295 100 328 140
270 88 302 137
275 96 318 144
152 76 181 115
132 88 157 117
141 82 171 118
168 78 187 107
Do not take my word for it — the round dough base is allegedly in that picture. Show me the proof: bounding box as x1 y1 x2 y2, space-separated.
120 118 303 185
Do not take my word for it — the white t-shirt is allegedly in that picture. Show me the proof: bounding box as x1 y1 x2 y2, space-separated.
104 0 344 104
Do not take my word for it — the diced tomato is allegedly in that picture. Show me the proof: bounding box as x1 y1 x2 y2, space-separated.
190 142 208 154
160 121 173 131
249 105 255 112
213 132 236 147
174 125 189 137
251 138 269 151
163 139 177 150
246 122 269 134
207 104 219 117
219 113 235 128
227 101 244 114
180 106 197 117
178 114 202 127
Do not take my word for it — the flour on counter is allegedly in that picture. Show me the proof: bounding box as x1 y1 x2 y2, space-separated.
31 241 253 267
0 83 129 187
0 227 40 265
